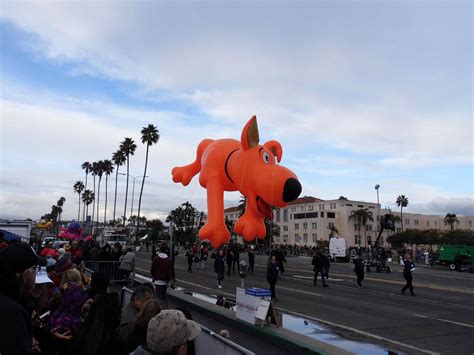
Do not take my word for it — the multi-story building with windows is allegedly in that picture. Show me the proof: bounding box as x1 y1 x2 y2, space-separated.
223 196 474 248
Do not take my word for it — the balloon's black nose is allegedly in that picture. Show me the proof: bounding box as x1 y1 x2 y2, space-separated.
283 178 302 202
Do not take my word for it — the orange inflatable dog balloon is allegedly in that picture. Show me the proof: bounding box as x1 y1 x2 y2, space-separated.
172 116 302 248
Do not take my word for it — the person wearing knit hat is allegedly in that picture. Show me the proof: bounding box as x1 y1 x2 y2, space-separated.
130 310 201 355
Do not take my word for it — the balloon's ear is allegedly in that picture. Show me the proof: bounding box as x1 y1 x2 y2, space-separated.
263 140 283 163
241 115 259 150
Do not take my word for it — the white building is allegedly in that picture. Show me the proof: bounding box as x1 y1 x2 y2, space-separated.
224 196 474 248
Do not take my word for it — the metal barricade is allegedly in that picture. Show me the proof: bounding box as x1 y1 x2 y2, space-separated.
84 260 135 285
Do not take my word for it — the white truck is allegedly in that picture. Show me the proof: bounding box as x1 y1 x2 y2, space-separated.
329 237 349 261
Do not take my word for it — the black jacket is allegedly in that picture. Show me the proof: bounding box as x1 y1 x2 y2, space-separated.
312 254 324 270
214 255 225 274
266 262 279 283
353 258 365 272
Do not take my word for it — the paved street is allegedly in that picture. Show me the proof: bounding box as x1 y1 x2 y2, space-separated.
136 250 474 355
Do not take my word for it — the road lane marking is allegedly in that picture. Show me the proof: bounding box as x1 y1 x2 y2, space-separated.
413 314 474 328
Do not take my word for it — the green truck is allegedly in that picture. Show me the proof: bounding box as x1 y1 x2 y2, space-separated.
438 245 474 271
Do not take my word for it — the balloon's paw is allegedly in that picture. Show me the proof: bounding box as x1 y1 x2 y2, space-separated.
199 223 230 248
171 166 196 186
234 214 266 241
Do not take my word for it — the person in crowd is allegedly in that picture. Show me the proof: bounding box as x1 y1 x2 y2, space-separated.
225 247 234 277
151 243 157 261
353 254 366 288
47 268 88 351
0 242 47 355
170 243 178 281
311 250 328 287
174 307 197 355
86 271 110 300
200 244 208 270
151 246 172 307
193 245 201 270
118 285 155 341
119 247 136 280
214 249 225 289
248 245 255 275
401 255 416 296
88 241 100 271
126 299 164 353
69 292 128 355
323 250 331 280
130 310 201 355
232 245 240 274
266 256 280 301
271 245 286 275
0 232 8 250
185 247 194 273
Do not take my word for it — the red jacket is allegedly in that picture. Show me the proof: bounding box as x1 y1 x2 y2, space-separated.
151 253 172 282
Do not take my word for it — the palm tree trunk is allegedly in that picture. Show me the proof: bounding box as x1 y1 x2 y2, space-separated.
113 165 119 225
77 193 81 221
86 204 90 233
136 144 150 235
97 178 101 227
83 173 88 223
123 156 130 227
92 176 96 231
401 207 403 232
104 176 108 225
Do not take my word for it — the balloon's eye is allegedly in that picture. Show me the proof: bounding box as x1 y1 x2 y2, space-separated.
262 152 270 164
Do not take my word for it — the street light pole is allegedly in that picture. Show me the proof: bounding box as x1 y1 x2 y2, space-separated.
375 184 380 235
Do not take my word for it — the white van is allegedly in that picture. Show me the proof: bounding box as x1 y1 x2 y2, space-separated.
329 237 349 261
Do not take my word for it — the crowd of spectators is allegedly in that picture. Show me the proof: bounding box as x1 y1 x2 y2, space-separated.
0 236 201 355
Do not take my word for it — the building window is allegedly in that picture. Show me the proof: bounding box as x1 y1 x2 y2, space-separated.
434 221 437 226
291 207 296 212
355 235 361 245
328 222 335 229
295 223 299 230
405 219 410 225
308 205 314 211
303 234 308 243
426 221 430 227
327 212 335 218
469 220 472 227
366 225 372 231
320 212 324 218
312 234 317 243
354 224 360 231
303 222 307 229
414 220 419 226
290 214 293 220
397 227 402 233
283 235 288 243
346 204 353 207
312 222 317 229
295 234 300 243
301 206 304 211
276 210 280 222
367 235 372 245
294 212 318 219
283 225 288 231
283 209 288 222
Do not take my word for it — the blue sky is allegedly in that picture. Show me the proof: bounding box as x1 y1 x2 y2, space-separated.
0 1 472 221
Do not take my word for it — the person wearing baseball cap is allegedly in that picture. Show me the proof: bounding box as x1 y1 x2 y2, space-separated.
130 310 201 355
0 243 47 354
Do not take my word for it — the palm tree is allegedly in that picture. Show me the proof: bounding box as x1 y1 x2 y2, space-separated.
91 162 99 230
136 124 160 234
81 161 92 222
95 160 105 226
73 181 85 221
57 197 66 222
102 159 114 224
349 208 373 247
82 189 95 232
120 138 137 227
444 213 459 230
396 195 409 232
112 150 126 224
